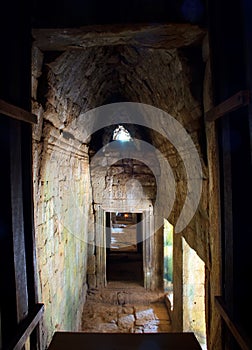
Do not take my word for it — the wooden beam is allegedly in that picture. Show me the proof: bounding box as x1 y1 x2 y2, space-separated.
215 296 252 350
6 304 44 350
48 332 202 350
221 117 234 314
0 99 37 124
10 120 29 323
205 90 250 122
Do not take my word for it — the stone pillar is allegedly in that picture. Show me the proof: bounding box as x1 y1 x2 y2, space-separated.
142 206 157 291
172 232 183 331
95 205 107 288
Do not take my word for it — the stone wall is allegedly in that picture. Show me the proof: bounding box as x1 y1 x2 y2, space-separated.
31 25 222 349
89 147 157 289
33 124 92 349
90 151 156 211
32 47 93 349
183 238 206 349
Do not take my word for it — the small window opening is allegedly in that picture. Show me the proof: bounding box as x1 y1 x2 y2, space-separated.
113 125 132 142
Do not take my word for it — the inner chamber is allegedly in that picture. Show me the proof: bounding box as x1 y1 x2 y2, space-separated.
106 212 144 285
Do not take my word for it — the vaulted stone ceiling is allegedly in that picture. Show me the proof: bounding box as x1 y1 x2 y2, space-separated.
32 21 209 263
30 2 224 347
31 1 208 170
33 23 206 142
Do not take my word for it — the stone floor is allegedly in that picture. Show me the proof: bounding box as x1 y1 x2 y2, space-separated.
81 284 172 334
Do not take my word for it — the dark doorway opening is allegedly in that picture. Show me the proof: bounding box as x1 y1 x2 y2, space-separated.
106 212 143 285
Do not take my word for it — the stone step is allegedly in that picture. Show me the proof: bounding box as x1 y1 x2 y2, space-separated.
82 300 172 334
87 287 166 305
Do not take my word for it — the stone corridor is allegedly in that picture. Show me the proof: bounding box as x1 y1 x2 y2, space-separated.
31 19 215 350
81 285 172 334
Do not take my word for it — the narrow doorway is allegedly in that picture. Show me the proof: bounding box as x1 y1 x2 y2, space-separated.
106 212 144 286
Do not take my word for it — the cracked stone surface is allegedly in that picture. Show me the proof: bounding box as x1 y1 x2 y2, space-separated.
82 298 172 333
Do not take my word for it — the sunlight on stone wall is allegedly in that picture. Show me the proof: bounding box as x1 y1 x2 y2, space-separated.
182 237 206 350
163 219 173 308
33 134 91 349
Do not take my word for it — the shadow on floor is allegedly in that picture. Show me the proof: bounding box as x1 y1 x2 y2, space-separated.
106 252 144 286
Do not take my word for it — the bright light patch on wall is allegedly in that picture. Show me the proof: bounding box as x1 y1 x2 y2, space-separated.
182 237 206 350
113 125 132 141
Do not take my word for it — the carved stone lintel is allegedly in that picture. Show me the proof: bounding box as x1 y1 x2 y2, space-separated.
32 23 206 51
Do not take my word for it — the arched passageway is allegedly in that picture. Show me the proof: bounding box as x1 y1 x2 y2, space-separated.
31 23 218 350
2 1 252 349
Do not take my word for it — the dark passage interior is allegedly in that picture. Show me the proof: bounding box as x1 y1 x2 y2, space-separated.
106 212 143 284
1 0 252 349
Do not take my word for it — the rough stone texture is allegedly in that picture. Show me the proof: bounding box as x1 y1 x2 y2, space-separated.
86 285 166 305
91 156 156 211
41 45 209 259
82 293 172 334
31 25 220 349
32 23 206 51
32 119 93 349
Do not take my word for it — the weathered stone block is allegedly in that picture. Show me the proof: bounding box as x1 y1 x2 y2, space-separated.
118 314 135 329
87 255 96 274
88 274 97 289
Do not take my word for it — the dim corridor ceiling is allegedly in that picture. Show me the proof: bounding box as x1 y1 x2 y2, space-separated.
31 0 209 261
31 0 207 28
31 0 207 154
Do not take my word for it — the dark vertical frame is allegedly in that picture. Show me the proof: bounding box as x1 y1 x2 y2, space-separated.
137 213 143 254
0 117 18 346
21 121 41 350
207 0 252 347
218 115 234 313
9 120 29 323
105 212 111 254
0 0 42 347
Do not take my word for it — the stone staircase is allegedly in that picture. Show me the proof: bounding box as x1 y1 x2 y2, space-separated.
82 284 173 334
